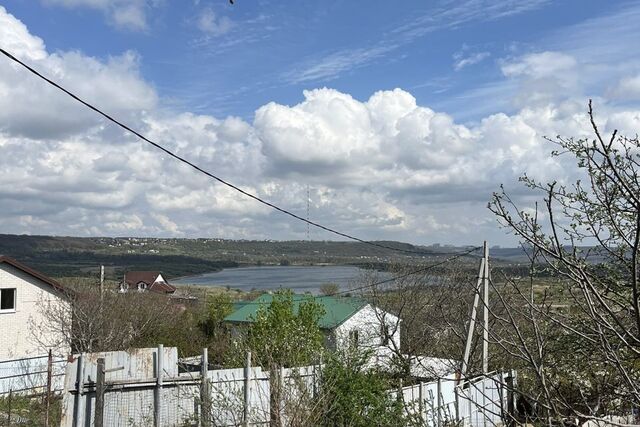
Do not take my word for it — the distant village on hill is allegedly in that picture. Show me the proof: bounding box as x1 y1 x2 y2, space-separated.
0 233 531 279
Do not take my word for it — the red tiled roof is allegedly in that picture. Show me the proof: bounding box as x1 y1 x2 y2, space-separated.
148 280 176 294
124 271 176 294
124 271 160 286
0 256 66 294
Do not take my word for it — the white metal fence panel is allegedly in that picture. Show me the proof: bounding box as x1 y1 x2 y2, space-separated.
393 372 509 427
458 373 508 427
0 354 65 395
207 366 271 426
390 374 458 426
60 347 183 427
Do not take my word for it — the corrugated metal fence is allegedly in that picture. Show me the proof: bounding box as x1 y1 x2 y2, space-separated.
59 346 511 427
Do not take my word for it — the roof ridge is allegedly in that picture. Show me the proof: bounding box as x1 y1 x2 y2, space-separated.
0 256 66 294
225 291 369 329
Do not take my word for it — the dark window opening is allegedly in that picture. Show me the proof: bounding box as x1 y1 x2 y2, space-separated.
0 288 16 311
381 324 391 346
349 329 359 349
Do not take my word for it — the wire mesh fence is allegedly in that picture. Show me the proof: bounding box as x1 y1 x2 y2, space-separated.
0 350 66 426
59 346 512 427
0 352 66 395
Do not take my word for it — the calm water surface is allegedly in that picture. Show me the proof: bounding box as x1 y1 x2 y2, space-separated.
173 265 383 294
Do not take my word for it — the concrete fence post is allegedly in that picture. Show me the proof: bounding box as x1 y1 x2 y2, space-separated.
154 344 164 427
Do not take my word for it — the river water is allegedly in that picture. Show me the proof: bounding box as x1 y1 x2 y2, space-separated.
172 265 384 294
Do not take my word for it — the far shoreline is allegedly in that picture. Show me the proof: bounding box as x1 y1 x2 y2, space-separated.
170 261 378 282
170 264 383 294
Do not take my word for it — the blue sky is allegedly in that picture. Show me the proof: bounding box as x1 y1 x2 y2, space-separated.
2 0 617 120
1 1 640 245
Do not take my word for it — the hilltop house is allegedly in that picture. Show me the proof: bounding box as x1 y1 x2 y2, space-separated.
0 256 71 360
120 271 176 294
225 294 401 362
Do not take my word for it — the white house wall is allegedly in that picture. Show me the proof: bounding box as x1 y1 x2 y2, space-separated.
0 264 70 360
333 304 400 358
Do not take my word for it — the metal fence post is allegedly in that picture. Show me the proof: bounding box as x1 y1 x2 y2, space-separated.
269 364 282 427
454 384 460 423
243 351 251 426
418 382 423 422
201 347 211 427
7 389 12 426
279 366 285 425
44 349 53 427
73 354 84 427
95 357 105 427
437 378 442 427
482 376 487 427
468 382 473 427
154 344 164 427
506 373 514 426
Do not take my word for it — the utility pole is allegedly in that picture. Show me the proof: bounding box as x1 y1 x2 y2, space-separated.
461 251 484 379
99 265 105 299
461 241 490 379
482 242 489 374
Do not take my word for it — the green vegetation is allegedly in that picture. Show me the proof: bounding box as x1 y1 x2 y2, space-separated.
46 277 243 363
229 290 326 368
319 353 408 427
0 393 61 427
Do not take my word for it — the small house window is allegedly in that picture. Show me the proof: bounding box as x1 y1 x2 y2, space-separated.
381 324 391 346
0 288 16 311
349 329 359 349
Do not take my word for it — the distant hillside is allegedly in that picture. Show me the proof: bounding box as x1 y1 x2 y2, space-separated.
0 234 528 279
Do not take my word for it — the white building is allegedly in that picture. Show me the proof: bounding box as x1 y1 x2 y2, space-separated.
0 256 70 360
225 294 401 361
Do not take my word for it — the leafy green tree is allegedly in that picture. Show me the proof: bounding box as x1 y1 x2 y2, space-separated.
319 353 408 427
199 292 234 362
200 293 234 337
239 290 325 368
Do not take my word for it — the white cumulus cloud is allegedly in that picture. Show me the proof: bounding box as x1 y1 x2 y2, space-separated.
608 74 640 100
1 7 639 245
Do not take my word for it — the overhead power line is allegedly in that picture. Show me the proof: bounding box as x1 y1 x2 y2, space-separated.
326 245 480 296
0 47 476 259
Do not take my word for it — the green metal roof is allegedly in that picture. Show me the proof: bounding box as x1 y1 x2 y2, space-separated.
232 301 250 311
224 294 368 329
